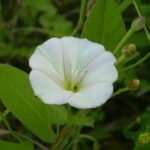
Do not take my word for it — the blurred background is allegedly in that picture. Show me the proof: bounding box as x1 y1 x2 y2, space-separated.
0 0 150 149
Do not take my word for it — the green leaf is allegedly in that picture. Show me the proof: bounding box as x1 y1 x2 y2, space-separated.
0 140 33 150
82 0 126 50
39 14 73 34
46 105 68 125
24 0 56 13
0 64 56 142
68 115 94 127
134 143 150 150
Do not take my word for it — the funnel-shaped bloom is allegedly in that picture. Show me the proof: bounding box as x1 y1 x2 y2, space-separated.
29 37 118 109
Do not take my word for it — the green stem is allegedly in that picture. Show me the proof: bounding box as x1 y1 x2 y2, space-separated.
72 0 88 35
112 87 129 98
123 52 140 64
65 140 74 150
15 132 48 150
113 28 135 55
79 134 100 149
72 127 81 150
116 55 126 65
0 129 48 150
79 134 97 142
123 52 150 71
0 109 10 122
51 109 90 150
0 129 10 136
58 126 77 150
133 1 150 42
0 112 22 141
51 126 70 150
67 104 72 115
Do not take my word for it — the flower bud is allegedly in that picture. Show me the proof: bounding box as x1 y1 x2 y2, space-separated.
138 133 150 144
122 44 136 57
131 16 146 31
128 79 140 91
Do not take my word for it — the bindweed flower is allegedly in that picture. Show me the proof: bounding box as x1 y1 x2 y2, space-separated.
29 37 118 109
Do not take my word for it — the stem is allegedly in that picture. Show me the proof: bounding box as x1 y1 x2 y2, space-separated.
79 134 100 149
0 112 22 141
79 134 97 142
77 109 90 116
116 52 140 66
112 87 129 98
0 129 10 136
133 1 150 42
71 0 88 35
51 126 70 150
58 126 77 150
113 28 135 55
67 104 72 114
123 52 139 64
72 127 81 150
0 129 48 150
0 109 10 122
116 55 126 65
51 109 90 150
123 52 150 71
65 140 74 150
15 132 48 150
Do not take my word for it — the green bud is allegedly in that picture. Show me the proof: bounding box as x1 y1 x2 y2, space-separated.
131 16 146 31
138 133 150 144
128 79 140 91
122 44 136 57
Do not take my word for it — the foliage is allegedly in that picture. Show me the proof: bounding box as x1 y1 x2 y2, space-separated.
0 0 150 150
82 0 126 50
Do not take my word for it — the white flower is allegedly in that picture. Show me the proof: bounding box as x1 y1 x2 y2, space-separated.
29 36 118 109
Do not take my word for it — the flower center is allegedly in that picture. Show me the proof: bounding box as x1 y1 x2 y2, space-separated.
64 80 80 93
64 69 86 93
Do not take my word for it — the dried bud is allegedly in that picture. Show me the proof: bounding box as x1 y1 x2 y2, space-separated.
122 44 136 56
128 79 140 91
131 16 146 31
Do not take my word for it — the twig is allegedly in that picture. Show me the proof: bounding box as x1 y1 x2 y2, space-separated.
71 0 88 35
123 52 150 71
133 1 150 42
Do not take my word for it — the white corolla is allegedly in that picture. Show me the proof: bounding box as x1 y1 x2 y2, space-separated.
29 37 118 109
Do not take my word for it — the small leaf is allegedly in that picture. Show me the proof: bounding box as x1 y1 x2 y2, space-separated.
68 115 94 127
0 140 33 150
0 64 56 142
82 0 126 50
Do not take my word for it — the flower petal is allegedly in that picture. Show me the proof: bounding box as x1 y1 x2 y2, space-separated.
61 37 104 73
82 51 118 85
68 82 113 109
30 70 73 104
29 49 64 87
29 38 65 82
